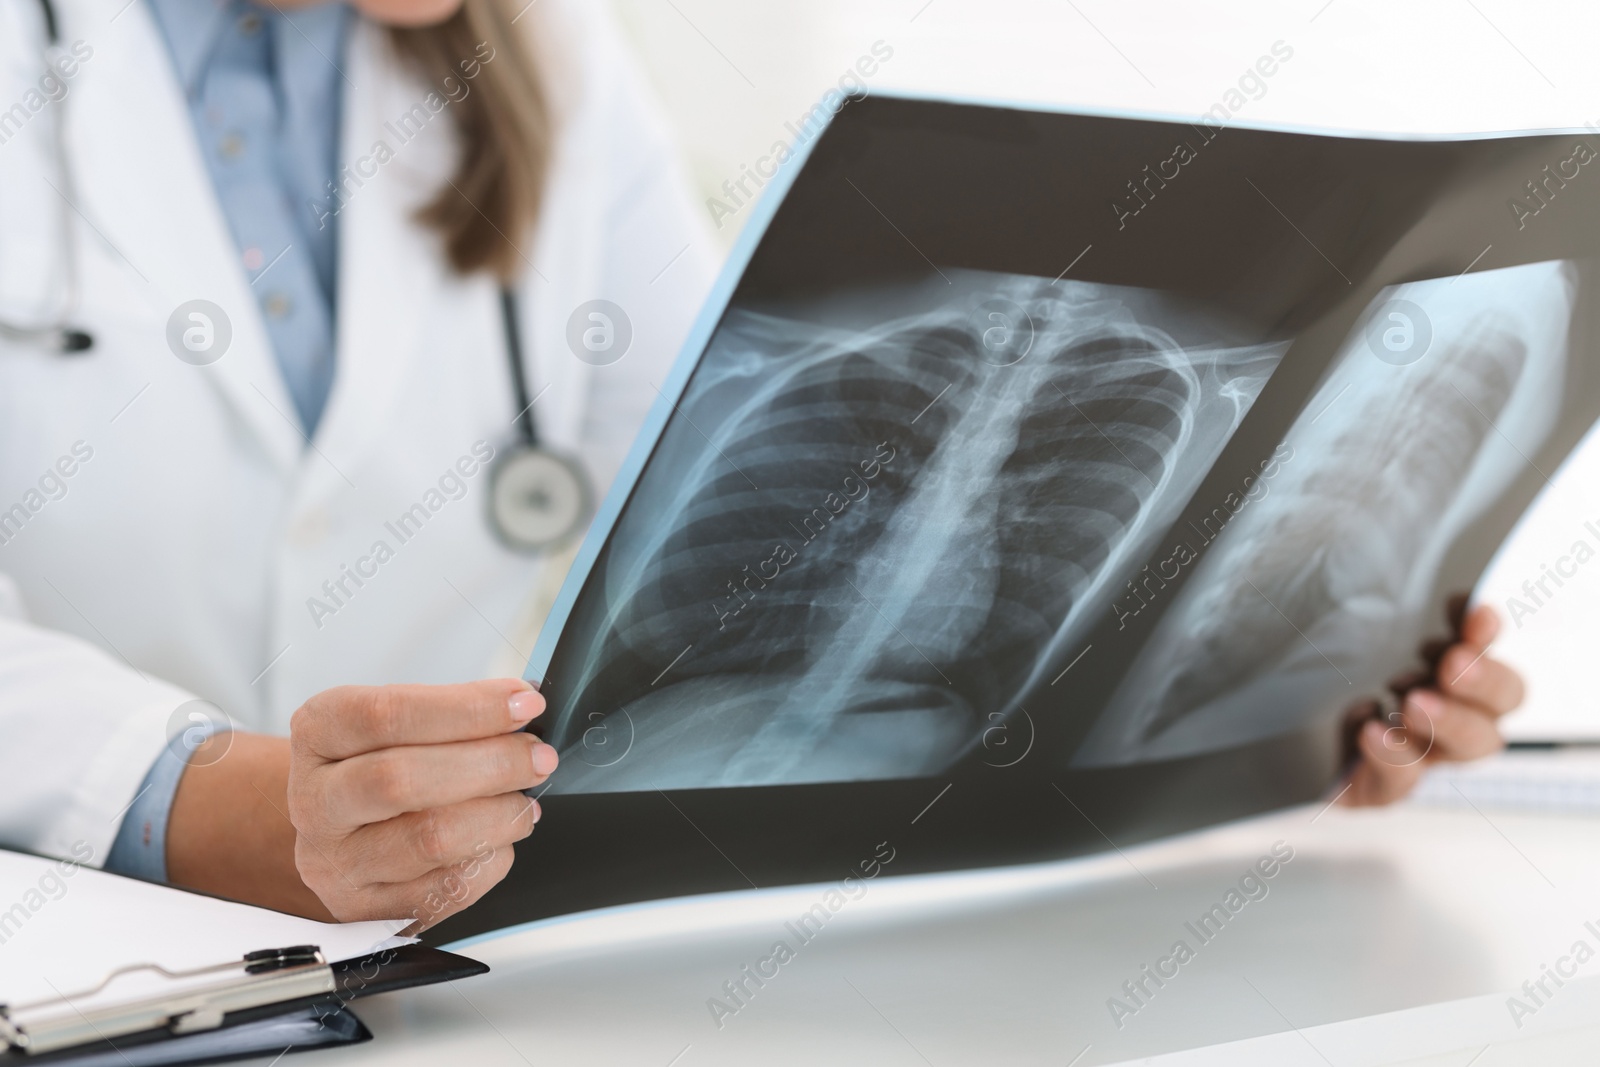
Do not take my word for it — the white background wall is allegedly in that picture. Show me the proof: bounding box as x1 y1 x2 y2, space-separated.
611 0 1600 247
605 0 1600 737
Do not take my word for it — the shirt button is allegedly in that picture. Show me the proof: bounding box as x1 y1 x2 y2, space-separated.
239 12 262 34
219 132 246 160
242 246 264 271
264 292 293 318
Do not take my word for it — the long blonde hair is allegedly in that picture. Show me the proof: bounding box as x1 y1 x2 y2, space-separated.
386 0 551 281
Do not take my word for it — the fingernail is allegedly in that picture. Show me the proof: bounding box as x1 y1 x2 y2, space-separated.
529 798 542 824
509 689 543 724
1408 689 1443 718
532 742 559 776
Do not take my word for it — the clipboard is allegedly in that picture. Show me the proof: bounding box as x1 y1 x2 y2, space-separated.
6 1004 371 1067
0 849 486 1066
0 944 487 1065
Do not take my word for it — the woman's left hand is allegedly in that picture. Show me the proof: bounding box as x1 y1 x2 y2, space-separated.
1341 603 1525 806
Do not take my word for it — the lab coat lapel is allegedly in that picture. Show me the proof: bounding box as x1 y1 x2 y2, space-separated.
522 161 598 453
320 18 596 483
310 21 446 499
520 0 601 452
66 0 303 473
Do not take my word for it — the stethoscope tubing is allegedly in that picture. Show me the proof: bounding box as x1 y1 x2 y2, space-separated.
1 0 90 352
500 287 541 450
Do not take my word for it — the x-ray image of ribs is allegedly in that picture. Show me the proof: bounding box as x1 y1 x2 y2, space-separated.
1074 260 1576 767
549 270 1285 791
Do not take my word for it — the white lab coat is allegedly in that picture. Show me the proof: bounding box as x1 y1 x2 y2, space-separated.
0 0 717 862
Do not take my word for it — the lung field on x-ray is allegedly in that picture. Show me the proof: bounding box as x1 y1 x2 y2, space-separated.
1070 260 1576 768
547 270 1286 792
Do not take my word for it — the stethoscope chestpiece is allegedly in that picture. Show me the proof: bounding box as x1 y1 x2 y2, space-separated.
488 444 593 553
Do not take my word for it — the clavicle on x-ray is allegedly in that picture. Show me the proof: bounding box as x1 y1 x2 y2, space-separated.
553 271 1292 789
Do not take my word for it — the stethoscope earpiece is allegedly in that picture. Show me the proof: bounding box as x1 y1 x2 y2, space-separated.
60 329 94 353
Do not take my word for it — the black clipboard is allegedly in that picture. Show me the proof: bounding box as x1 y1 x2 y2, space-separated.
2 945 485 1067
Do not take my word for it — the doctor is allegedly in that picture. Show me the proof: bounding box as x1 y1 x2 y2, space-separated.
0 0 1527 930
0 0 716 926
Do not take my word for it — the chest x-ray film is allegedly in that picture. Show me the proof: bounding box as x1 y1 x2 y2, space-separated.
435 95 1600 941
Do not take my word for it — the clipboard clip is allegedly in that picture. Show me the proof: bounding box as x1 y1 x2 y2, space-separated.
0 945 335 1056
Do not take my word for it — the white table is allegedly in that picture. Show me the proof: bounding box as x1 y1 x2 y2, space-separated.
290 798 1600 1065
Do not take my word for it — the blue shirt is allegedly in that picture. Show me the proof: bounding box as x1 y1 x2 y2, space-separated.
104 721 225 880
106 0 351 882
150 0 350 435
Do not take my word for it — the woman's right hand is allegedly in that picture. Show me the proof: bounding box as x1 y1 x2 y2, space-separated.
287 679 558 929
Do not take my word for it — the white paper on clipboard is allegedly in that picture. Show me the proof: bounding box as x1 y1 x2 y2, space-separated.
0 849 411 1010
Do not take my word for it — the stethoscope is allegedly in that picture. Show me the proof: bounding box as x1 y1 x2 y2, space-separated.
7 0 593 552
491 289 594 552
0 0 93 352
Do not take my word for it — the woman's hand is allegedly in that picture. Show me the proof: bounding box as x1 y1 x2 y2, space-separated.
287 679 556 928
168 679 557 930
1341 604 1524 806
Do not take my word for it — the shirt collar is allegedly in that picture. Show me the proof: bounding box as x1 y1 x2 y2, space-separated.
146 0 354 105
145 0 235 97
